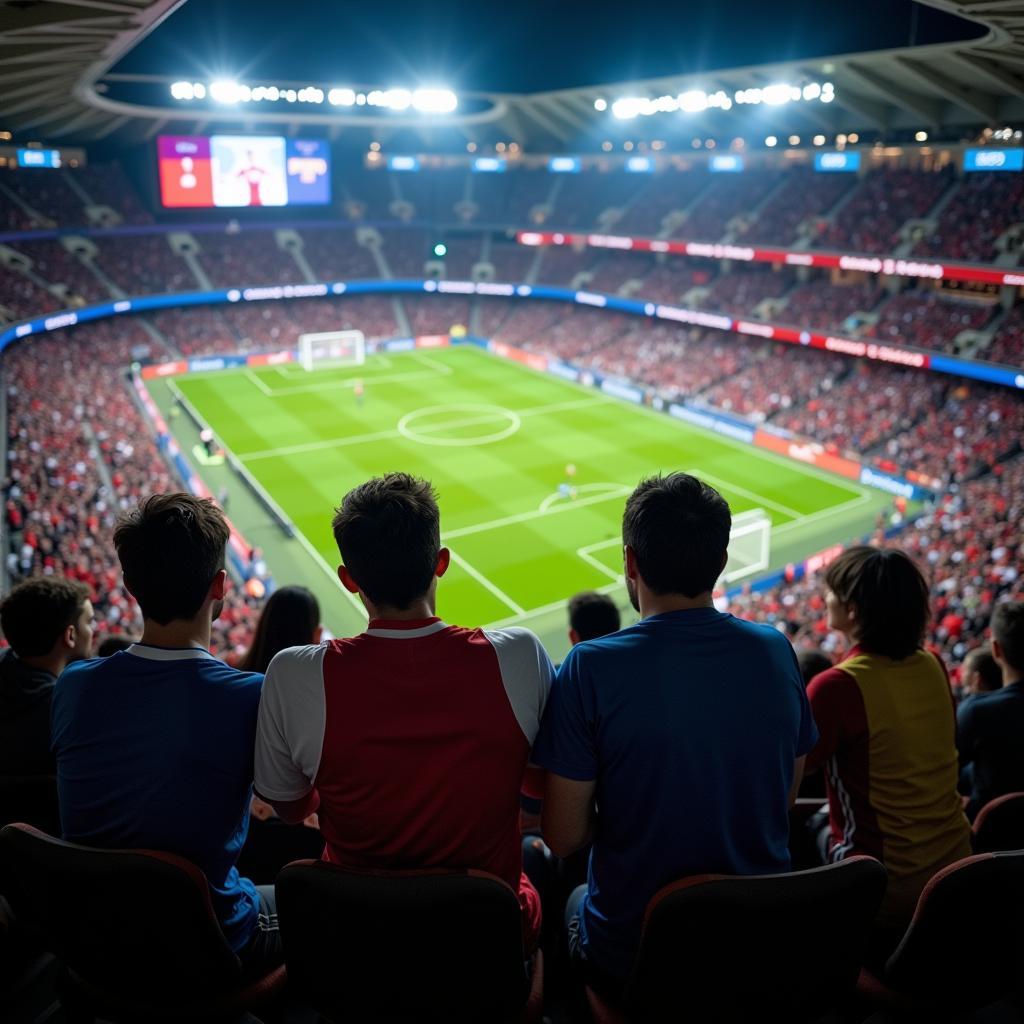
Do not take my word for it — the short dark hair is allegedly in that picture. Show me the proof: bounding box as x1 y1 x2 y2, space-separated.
797 647 833 687
962 645 1002 692
991 602 1024 673
825 546 929 661
113 493 229 625
240 586 321 674
568 591 621 642
0 578 90 658
332 473 440 611
622 473 731 598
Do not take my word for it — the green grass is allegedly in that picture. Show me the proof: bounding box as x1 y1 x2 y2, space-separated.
149 345 894 660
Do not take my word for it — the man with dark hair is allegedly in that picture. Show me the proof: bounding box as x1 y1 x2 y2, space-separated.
533 472 816 995
959 646 1003 701
254 473 554 948
796 648 833 688
0 578 93 775
567 591 621 645
806 546 970 932
51 493 278 970
958 603 1024 818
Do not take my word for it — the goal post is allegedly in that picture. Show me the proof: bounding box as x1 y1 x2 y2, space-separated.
298 329 366 371
723 508 772 584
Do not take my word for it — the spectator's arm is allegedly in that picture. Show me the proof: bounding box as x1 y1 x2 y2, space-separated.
256 787 320 825
542 774 597 858
805 666 860 774
789 756 806 807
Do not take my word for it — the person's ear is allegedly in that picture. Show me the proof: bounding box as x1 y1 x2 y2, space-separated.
992 639 1005 666
313 624 324 644
60 623 76 652
436 548 451 578
624 544 638 581
568 627 581 646
209 569 227 601
338 565 360 594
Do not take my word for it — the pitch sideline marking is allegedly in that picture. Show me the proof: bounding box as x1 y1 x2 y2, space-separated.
244 352 452 396
447 550 525 616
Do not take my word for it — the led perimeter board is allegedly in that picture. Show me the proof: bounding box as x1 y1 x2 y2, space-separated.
158 135 331 208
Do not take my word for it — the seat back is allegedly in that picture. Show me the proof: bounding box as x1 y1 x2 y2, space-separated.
276 862 530 1023
625 856 888 1022
884 851 1024 1009
972 792 1024 853
0 824 241 1002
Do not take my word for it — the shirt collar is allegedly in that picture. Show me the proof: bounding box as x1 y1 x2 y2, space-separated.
125 643 215 662
364 618 448 639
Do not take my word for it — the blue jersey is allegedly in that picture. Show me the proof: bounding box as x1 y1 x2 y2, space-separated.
52 644 263 953
533 607 818 980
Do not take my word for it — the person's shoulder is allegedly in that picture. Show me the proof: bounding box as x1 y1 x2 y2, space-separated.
265 642 329 678
807 663 856 698
57 655 106 686
479 625 546 650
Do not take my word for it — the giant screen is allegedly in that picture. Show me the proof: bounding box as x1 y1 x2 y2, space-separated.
158 135 331 208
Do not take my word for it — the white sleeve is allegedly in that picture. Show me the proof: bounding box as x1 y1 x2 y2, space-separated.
254 643 327 802
482 627 555 744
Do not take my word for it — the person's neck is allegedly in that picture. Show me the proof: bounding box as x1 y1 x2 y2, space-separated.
1004 671 1024 688
139 615 211 651
18 651 68 678
365 596 436 623
639 591 714 619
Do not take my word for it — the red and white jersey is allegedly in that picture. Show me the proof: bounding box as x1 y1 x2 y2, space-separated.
255 617 553 895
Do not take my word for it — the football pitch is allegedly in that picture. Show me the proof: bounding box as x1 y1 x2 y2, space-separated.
149 345 894 658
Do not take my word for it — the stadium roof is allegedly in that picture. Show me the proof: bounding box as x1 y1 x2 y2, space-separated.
1 0 1024 148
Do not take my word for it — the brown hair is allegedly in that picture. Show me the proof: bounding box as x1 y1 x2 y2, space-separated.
0 577 90 657
332 473 440 611
113 493 229 624
825 546 929 660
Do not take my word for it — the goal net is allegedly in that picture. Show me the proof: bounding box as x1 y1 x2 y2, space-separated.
722 508 772 584
298 329 366 371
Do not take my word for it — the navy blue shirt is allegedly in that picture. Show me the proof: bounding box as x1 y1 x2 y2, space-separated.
52 644 263 953
533 608 818 980
957 681 1024 819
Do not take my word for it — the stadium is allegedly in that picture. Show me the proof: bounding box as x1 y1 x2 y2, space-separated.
0 0 1023 1020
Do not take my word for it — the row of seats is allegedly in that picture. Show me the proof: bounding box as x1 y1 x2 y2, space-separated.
3 794 1023 1021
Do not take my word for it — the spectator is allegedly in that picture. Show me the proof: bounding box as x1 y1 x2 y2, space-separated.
957 603 1024 819
805 546 971 939
0 578 94 776
239 585 322 675
254 473 554 949
51 494 279 972
567 591 621 645
797 647 833 688
534 473 816 999
958 645 1002 704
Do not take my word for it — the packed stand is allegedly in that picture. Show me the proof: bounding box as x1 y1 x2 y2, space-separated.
92 235 196 295
778 279 883 332
682 170 782 242
698 269 790 318
731 452 1024 670
74 162 153 225
550 170 644 229
915 172 1024 264
985 303 1024 367
773 362 948 455
0 266 61 320
148 307 240 356
197 231 306 288
2 168 86 227
401 296 472 335
869 289 996 355
740 169 855 246
817 168 953 254
614 170 712 236
10 240 109 304
299 227 379 280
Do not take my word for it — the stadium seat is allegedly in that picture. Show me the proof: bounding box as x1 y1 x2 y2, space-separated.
857 851 1024 1015
584 856 887 1023
0 823 286 1022
972 792 1024 853
276 860 544 1023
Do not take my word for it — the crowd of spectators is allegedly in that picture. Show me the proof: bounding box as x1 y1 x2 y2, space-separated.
683 170 783 242
9 240 108 305
817 167 954 254
739 169 855 246
868 289 996 355
698 269 790 317
986 303 1024 366
731 452 1024 671
197 230 306 288
914 171 1024 264
0 266 61 321
778 279 883 333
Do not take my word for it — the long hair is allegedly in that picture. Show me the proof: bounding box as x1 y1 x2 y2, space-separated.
239 585 321 674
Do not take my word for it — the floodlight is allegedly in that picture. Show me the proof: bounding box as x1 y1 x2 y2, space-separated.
413 89 457 113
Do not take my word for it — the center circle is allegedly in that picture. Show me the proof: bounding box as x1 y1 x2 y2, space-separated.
397 404 522 447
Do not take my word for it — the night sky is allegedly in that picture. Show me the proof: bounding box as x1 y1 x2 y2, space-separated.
117 0 982 93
